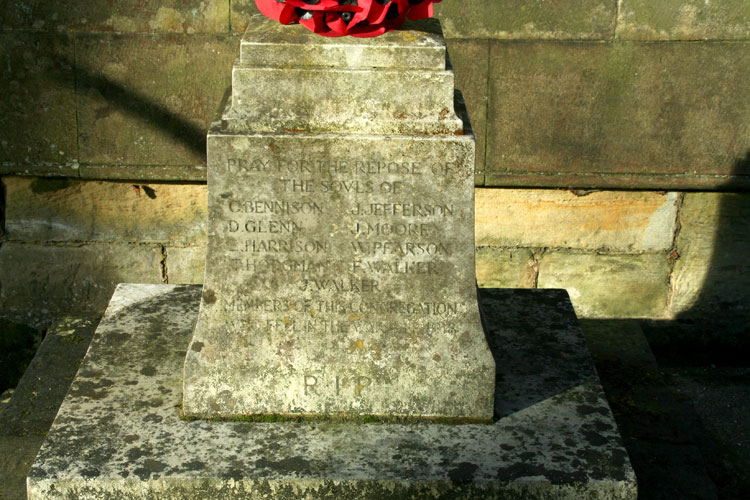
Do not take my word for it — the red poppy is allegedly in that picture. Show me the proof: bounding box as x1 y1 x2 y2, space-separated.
255 0 441 38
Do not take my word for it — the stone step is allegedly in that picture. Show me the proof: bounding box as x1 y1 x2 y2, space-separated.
27 285 636 499
0 316 98 500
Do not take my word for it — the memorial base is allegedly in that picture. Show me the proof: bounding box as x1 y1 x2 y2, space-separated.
28 284 637 499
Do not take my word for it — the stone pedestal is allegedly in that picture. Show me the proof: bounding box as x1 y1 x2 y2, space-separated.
27 16 637 500
182 16 494 419
28 284 637 499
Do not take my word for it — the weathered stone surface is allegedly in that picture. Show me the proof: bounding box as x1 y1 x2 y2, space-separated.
229 69 460 135
580 319 659 371
435 0 617 40
0 316 102 500
475 247 536 289
579 319 725 500
3 177 206 245
75 33 237 167
237 2 539 40
239 16 446 70
537 252 670 318
28 284 636 499
486 42 750 189
77 163 208 181
1 435 44 500
166 246 206 284
670 192 750 317
0 243 163 323
0 317 97 437
0 0 229 34
0 33 79 176
618 0 750 40
184 16 493 420
228 18 462 135
446 39 489 183
185 130 492 419
475 189 680 252
230 0 261 32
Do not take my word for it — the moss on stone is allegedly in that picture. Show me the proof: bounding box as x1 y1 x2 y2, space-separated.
179 408 492 425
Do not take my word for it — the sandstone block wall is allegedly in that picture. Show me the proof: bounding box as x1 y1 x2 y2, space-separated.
0 177 207 323
438 1 750 189
1 1 749 329
3 176 748 325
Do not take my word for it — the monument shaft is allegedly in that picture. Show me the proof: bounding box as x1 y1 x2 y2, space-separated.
182 16 495 419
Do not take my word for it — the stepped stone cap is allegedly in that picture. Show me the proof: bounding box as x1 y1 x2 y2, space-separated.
240 15 447 70
224 15 463 135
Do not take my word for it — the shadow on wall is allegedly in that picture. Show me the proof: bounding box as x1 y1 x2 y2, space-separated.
0 53 209 329
0 170 5 237
644 152 750 366
55 56 208 160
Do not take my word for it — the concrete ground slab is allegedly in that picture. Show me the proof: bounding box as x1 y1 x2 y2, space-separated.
27 284 636 499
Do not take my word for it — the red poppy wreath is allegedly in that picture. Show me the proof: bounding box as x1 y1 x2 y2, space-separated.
255 0 442 38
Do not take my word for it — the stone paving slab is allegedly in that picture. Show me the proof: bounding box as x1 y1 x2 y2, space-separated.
0 316 98 500
27 284 635 499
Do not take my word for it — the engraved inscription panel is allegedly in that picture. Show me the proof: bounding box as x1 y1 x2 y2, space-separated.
183 134 494 418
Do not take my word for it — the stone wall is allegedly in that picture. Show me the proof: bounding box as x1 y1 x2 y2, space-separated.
439 1 750 190
3 176 748 326
1 1 749 328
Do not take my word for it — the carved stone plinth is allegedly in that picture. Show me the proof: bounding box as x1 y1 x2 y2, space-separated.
182 16 494 419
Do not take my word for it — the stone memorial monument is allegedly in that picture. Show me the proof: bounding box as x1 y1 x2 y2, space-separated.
182 15 494 420
27 14 637 500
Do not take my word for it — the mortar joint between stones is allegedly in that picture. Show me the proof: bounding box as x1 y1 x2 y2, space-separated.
665 192 686 315
160 245 169 284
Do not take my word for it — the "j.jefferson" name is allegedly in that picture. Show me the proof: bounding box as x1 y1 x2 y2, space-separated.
350 203 454 217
